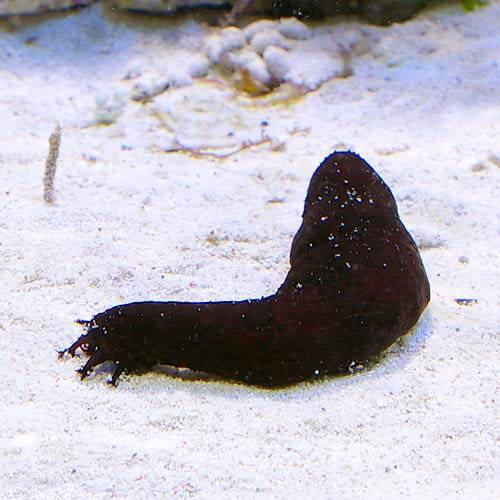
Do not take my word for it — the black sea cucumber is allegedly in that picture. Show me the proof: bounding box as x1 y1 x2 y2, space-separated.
60 152 430 386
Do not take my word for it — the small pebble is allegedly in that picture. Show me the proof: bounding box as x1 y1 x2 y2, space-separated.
243 19 276 42
250 29 291 55
225 50 273 89
187 54 210 78
131 73 170 101
243 55 273 87
488 153 500 167
278 17 311 40
455 298 478 306
132 71 192 101
471 162 486 173
167 71 193 89
336 28 367 55
122 64 142 80
263 46 290 82
206 27 246 63
219 48 259 72
93 90 127 124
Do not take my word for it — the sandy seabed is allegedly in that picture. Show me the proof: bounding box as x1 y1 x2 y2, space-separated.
0 2 499 499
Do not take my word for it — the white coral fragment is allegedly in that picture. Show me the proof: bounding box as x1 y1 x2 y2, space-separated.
250 29 292 55
264 46 344 90
278 17 312 41
206 27 246 63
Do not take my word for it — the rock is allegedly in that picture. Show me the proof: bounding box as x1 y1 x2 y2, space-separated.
112 0 228 14
357 0 426 25
0 0 95 16
264 45 344 90
269 0 350 19
0 0 430 25
150 81 278 153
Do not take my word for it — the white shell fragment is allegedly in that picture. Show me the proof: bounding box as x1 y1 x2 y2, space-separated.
150 81 298 154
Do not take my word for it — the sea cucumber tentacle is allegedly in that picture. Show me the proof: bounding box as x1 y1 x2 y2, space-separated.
76 350 107 380
58 333 91 358
109 364 125 386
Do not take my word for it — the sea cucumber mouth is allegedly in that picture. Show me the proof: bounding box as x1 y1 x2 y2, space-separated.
58 320 101 358
60 317 131 384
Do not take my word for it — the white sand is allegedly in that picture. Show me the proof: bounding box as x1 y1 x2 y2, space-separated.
0 3 499 499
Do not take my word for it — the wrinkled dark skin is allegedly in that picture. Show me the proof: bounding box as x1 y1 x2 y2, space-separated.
60 152 430 386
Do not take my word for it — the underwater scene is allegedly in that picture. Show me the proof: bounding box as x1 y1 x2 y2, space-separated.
0 1 498 498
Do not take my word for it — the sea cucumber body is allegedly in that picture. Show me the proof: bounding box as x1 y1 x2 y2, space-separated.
62 152 430 386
